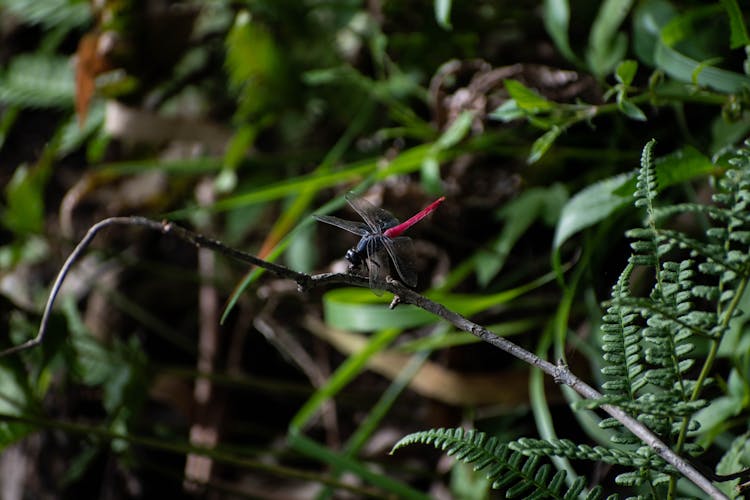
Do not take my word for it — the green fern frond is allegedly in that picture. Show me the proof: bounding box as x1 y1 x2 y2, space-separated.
391 428 505 467
711 153 750 322
634 139 659 217
652 202 724 222
391 428 610 499
596 140 736 451
614 469 670 488
600 261 646 404
0 54 75 109
582 394 705 419
508 437 667 471
631 139 662 265
594 139 750 487
655 230 740 279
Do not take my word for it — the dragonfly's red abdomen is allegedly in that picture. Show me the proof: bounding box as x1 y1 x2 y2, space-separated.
383 196 445 239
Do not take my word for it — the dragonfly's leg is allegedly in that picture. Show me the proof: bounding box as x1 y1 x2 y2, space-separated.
346 261 365 276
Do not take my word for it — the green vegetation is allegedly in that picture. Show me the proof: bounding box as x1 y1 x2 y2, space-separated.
1 1 749 498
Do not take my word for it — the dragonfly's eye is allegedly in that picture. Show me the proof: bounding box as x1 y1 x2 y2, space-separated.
345 249 360 266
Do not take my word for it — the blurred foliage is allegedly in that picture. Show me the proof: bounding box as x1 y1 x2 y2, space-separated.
1 0 750 498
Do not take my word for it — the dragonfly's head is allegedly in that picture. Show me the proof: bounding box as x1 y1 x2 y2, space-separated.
345 247 362 267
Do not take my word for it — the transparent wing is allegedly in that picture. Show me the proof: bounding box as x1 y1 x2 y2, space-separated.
382 236 418 287
345 192 400 233
366 237 386 296
313 214 370 236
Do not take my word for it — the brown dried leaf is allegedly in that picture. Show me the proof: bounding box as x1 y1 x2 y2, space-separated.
75 33 111 125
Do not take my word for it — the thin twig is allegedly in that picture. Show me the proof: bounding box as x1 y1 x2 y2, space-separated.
0 216 728 499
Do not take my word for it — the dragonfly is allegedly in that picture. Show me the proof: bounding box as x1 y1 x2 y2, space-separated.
314 193 445 292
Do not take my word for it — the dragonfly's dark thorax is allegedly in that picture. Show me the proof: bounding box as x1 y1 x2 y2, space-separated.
346 234 384 267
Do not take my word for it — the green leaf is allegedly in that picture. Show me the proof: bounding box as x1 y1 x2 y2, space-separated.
528 127 562 164
0 106 20 151
691 58 724 87
632 0 677 67
289 327 403 430
61 298 148 444
178 142 445 218
62 298 114 386
59 101 105 157
715 431 750 497
59 445 101 487
450 460 491 500
615 60 638 86
1 165 46 234
0 362 34 449
286 223 318 274
0 54 75 109
225 10 284 121
586 0 634 78
420 155 442 194
434 0 452 30
323 271 559 333
436 110 474 149
476 185 567 286
224 125 259 170
617 95 647 121
0 361 31 418
690 395 743 444
654 6 750 93
103 355 147 424
289 433 428 499
421 111 472 190
553 172 632 250
614 145 719 196
397 319 537 352
323 288 435 332
542 0 578 64
0 316 36 448
554 146 718 249
488 100 525 122
721 0 750 48
659 5 722 47
2 0 91 31
503 80 554 113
